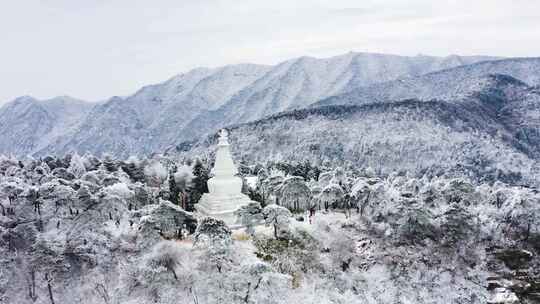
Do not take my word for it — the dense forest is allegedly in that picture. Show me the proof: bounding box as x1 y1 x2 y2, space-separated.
1 152 539 303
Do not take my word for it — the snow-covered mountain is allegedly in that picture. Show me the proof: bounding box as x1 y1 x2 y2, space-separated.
184 91 540 187
3 53 540 304
214 53 498 123
0 96 94 155
176 64 540 185
196 69 539 184
0 52 498 157
315 57 540 107
498 85 540 158
179 53 499 141
38 64 272 157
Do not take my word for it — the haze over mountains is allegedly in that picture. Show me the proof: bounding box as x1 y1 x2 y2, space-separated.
0 52 502 157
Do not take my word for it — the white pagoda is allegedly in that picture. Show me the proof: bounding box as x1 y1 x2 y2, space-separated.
195 129 252 227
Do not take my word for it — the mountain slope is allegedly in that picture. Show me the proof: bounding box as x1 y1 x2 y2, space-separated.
40 64 271 157
0 52 505 157
181 94 540 186
222 53 498 123
315 58 540 107
0 96 94 155
497 86 540 158
178 53 499 142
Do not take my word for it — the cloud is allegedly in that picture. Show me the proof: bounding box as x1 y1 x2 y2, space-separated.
0 0 538 104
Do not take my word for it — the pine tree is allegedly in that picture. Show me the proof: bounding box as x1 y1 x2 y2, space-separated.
169 167 180 205
120 158 145 183
193 158 209 193
102 154 118 172
186 158 210 210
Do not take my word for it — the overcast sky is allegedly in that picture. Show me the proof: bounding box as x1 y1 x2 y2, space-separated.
1 0 539 103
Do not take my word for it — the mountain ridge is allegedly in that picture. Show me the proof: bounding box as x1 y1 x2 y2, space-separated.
0 96 94 155
0 52 522 157
211 97 539 186
314 57 540 108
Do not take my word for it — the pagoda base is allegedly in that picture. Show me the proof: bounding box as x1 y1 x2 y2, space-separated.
195 193 253 228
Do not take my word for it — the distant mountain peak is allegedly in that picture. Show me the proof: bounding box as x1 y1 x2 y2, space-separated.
2 52 539 157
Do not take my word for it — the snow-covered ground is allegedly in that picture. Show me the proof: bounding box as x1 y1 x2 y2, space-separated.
1 152 539 303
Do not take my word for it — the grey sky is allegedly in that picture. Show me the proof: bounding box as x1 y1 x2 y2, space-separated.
1 0 539 103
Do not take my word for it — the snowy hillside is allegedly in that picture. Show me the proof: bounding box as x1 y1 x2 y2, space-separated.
38 64 272 157
0 52 497 157
181 93 540 187
178 53 499 142
0 96 94 155
315 58 540 107
211 53 498 123
498 86 540 158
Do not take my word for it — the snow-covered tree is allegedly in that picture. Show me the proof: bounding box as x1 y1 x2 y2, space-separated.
68 153 86 179
102 153 118 172
173 165 193 210
316 183 345 210
189 158 210 206
121 156 145 182
262 204 292 239
317 171 334 187
261 174 284 205
351 178 371 214
277 176 312 212
144 160 168 188
194 217 233 273
81 152 101 171
235 202 263 236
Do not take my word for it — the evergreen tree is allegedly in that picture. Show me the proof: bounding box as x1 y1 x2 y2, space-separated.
188 158 210 210
169 166 180 205
102 154 118 172
174 165 194 210
192 158 209 194
121 161 145 183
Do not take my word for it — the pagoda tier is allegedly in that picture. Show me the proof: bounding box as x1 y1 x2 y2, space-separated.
195 129 252 227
